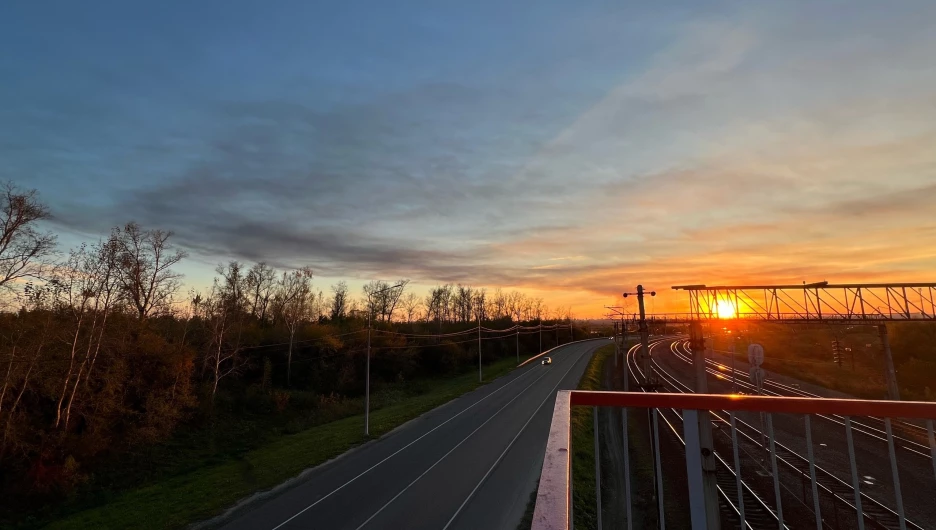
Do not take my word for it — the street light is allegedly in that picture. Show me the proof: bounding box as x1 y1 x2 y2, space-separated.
365 281 405 436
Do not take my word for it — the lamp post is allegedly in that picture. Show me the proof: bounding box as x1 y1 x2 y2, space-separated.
365 282 405 436
478 312 482 382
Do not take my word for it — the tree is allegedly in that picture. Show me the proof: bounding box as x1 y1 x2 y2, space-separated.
245 262 277 324
329 281 349 321
0 182 56 294
472 288 487 323
401 292 422 323
363 279 408 322
278 267 313 386
198 263 251 405
110 222 187 321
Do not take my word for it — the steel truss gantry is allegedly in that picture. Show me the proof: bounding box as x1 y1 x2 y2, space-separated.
672 282 936 323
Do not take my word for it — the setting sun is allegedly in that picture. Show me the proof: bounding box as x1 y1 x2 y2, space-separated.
716 300 736 319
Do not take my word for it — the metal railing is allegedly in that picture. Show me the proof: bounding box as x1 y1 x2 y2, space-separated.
532 390 936 530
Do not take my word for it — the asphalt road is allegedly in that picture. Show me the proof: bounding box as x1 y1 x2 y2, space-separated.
218 339 607 530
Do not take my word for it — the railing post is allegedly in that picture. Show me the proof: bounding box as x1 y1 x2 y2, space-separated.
805 415 822 530
683 409 707 529
622 408 633 530
593 406 602 530
652 408 665 529
690 322 720 529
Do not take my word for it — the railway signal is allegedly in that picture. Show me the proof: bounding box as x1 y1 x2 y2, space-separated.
623 285 656 387
832 339 842 367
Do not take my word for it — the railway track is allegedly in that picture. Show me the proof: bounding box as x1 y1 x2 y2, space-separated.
647 337 927 530
668 339 936 464
625 339 785 529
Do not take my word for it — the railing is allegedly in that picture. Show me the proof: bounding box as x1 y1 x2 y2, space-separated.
532 390 936 530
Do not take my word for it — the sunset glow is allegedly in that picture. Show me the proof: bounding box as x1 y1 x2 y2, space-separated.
4 3 935 318
716 300 737 319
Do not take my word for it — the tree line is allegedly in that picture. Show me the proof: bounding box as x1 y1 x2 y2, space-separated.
0 182 576 508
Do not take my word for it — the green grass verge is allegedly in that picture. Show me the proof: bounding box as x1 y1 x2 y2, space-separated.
44 356 521 530
515 479 538 530
570 343 613 530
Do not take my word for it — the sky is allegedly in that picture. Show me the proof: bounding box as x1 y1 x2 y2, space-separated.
3 1 936 317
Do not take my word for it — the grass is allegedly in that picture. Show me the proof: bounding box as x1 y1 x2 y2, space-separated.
706 321 936 401
515 479 538 530
570 343 613 530
41 355 521 530
708 322 898 399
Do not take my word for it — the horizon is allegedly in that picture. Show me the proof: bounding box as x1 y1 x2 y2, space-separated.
5 1 936 318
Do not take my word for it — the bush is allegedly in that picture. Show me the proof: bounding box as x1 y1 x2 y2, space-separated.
271 390 291 413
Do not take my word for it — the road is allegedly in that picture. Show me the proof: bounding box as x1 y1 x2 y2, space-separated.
218 339 607 530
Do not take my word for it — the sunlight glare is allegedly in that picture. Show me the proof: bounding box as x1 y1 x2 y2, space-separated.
716 300 736 319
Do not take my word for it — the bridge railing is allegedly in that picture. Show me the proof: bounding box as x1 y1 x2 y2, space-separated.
532 391 936 530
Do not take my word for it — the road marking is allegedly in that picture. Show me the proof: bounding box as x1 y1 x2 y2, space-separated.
441 343 594 530
269 360 541 530
352 365 559 529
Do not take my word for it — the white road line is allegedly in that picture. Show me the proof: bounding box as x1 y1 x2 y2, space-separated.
441 343 594 530
352 366 558 530
269 361 539 530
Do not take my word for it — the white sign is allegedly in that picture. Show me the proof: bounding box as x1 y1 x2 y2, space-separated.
748 343 765 367
750 366 765 389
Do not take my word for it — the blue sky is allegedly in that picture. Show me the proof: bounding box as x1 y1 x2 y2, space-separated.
4 1 935 314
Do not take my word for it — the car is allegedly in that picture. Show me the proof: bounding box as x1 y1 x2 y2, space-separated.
541 357 552 365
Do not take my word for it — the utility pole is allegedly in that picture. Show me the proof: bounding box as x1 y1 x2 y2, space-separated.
879 324 900 400
689 321 721 529
365 281 405 436
623 285 655 386
539 316 542 353
366 308 372 434
516 325 520 364
478 312 482 382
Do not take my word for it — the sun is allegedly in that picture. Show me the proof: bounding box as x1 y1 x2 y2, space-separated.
716 300 736 319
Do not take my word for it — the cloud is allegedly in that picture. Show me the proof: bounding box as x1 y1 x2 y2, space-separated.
7 2 936 316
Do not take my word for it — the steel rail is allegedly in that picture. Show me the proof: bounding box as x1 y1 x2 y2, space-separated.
652 341 927 530
626 340 784 529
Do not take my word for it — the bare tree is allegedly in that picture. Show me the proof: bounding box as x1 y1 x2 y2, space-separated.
245 262 277 323
111 222 187 321
329 281 349 321
401 292 422 323
278 267 313 386
0 182 56 293
489 288 507 320
363 279 408 322
472 288 487 323
1 285 55 458
50 241 120 429
199 262 251 405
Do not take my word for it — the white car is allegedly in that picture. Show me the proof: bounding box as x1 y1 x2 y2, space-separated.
541 357 552 365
